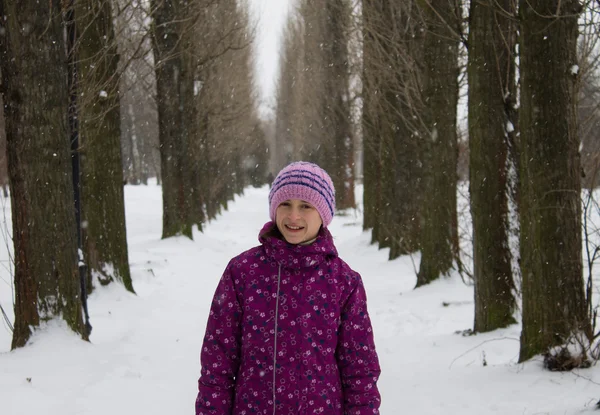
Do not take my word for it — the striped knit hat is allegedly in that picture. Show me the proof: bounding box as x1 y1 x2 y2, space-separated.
269 161 336 227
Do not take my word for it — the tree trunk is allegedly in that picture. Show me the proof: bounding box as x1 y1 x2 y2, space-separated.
362 1 424 257
416 0 460 287
151 0 194 239
468 0 516 331
390 116 423 258
121 96 137 184
389 1 424 259
0 0 87 348
326 0 355 210
390 120 423 258
0 94 7 189
361 0 382 236
518 0 591 361
76 0 134 293
377 102 395 250
114 0 159 185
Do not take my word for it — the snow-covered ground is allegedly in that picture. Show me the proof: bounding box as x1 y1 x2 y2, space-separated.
1 183 600 414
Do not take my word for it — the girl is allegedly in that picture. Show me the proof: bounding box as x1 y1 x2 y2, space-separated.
196 161 381 415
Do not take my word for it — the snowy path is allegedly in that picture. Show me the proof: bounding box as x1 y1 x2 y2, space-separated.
1 184 600 414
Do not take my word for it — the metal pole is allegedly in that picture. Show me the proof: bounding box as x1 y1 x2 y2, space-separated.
66 1 92 336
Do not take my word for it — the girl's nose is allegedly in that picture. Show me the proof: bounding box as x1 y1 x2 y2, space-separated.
289 207 302 220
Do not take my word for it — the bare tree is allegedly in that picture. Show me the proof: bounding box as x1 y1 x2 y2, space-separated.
114 0 161 185
75 0 134 293
274 16 304 170
0 95 7 195
361 0 425 258
317 0 356 209
192 0 266 222
274 0 357 209
468 0 517 331
150 0 197 239
415 0 461 287
518 0 591 364
578 1 600 189
0 0 87 349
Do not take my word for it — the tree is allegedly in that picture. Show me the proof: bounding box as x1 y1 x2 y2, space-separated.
361 0 394 249
76 0 134 292
150 0 196 239
387 1 425 259
577 2 600 190
415 0 461 287
192 0 265 222
361 0 424 258
0 95 7 195
150 0 261 233
274 17 304 170
320 0 356 209
518 0 591 362
467 0 517 331
275 0 356 209
114 0 161 185
0 0 87 348
360 0 381 235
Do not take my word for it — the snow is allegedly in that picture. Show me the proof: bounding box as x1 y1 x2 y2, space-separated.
506 121 515 133
1 182 600 414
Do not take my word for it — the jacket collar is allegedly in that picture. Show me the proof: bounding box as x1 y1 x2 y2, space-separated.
258 221 338 269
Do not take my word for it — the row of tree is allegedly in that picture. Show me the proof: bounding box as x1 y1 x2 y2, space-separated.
0 0 267 349
274 0 357 210
2 0 600 370
275 0 600 366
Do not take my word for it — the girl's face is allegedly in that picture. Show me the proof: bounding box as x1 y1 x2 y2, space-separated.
275 199 323 244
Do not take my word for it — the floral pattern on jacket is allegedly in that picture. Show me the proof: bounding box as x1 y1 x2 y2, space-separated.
196 221 381 415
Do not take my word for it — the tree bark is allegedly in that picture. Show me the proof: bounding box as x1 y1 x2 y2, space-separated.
114 0 159 185
151 0 195 239
0 0 87 348
361 1 424 257
361 0 382 236
0 94 7 190
468 0 516 331
389 1 424 259
518 0 591 361
272 1 355 211
416 0 460 287
76 0 134 293
325 0 355 210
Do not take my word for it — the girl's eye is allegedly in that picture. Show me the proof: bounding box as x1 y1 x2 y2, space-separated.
280 202 291 207
301 204 312 209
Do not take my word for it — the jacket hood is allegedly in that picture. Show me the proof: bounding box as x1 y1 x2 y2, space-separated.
258 221 338 269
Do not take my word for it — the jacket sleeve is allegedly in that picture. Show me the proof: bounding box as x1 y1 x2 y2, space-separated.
336 275 381 415
196 262 243 415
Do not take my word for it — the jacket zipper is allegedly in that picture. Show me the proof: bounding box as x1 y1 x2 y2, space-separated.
273 263 282 415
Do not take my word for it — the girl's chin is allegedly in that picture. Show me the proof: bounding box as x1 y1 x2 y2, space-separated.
283 234 304 244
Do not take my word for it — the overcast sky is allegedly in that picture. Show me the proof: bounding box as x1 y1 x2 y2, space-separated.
247 0 292 118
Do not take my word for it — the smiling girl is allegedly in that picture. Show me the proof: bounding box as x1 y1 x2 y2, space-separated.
195 161 381 415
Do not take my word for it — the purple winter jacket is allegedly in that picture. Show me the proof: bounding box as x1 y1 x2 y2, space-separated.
196 222 381 415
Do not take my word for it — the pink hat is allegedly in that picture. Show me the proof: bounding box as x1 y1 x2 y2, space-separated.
268 161 336 227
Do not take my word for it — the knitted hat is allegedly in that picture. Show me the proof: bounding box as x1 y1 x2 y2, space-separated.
269 161 336 227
